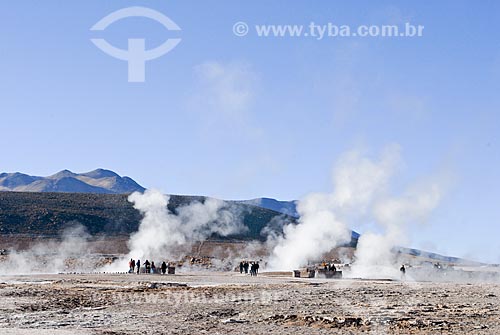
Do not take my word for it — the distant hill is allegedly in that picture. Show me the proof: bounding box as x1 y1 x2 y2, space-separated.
0 192 298 241
393 246 476 265
239 198 299 217
239 197 361 242
0 169 145 194
0 170 470 264
0 191 473 264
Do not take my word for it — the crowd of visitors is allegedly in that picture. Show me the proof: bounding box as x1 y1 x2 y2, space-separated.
239 260 260 276
128 258 170 274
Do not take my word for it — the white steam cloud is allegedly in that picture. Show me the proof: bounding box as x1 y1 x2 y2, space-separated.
352 180 443 278
268 145 445 275
267 194 351 270
126 189 247 261
331 145 400 212
0 224 91 275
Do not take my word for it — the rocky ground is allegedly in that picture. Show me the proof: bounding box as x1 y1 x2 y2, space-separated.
0 271 499 334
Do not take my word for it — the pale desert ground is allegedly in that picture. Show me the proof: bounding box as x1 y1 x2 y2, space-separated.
1 270 499 335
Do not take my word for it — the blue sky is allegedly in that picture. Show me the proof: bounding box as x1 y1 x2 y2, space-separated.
0 1 499 262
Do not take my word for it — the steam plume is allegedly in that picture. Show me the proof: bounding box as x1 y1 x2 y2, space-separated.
0 224 91 275
126 189 246 261
267 146 401 270
351 179 443 278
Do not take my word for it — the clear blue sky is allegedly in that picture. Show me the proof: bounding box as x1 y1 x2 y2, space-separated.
1 0 499 262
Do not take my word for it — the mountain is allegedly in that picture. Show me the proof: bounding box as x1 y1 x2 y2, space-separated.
240 197 361 242
0 191 473 265
239 198 299 217
0 170 468 264
0 192 297 240
0 169 145 194
0 172 42 189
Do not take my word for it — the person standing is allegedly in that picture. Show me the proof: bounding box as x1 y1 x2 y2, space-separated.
161 261 167 275
136 259 141 274
244 261 249 274
239 261 244 274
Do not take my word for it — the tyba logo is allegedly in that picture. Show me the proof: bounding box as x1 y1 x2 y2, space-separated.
90 7 181 82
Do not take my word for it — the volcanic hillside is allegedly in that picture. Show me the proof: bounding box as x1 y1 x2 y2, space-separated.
0 192 297 240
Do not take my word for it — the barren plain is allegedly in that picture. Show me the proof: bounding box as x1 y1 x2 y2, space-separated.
1 271 499 335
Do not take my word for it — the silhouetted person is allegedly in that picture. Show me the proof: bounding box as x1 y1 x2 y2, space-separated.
161 261 167 275
239 261 244 274
151 261 156 273
400 264 406 280
145 260 151 274
243 262 249 274
136 260 141 274
250 263 259 276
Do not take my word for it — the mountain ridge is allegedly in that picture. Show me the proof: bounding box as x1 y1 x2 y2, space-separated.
238 197 299 217
0 191 476 265
0 169 145 194
0 170 475 265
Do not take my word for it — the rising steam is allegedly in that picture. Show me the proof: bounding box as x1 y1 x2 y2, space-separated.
267 195 351 270
267 145 445 275
351 179 443 278
126 189 247 261
0 224 92 275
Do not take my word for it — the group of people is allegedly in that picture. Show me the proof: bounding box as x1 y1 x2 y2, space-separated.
322 262 337 273
239 261 260 276
128 258 170 275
